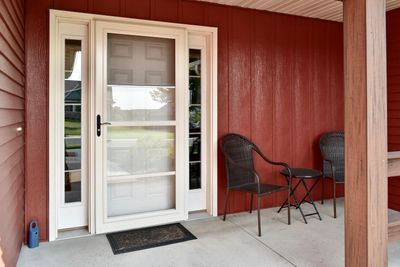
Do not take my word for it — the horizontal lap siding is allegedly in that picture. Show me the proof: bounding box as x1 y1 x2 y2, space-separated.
387 9 400 211
25 0 344 240
0 0 25 266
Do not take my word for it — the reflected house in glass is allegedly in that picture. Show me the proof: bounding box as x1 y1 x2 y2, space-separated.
108 86 176 121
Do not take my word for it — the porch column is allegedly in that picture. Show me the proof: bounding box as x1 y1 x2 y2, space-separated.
343 0 388 266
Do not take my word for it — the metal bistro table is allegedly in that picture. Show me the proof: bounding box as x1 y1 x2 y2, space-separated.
278 168 323 224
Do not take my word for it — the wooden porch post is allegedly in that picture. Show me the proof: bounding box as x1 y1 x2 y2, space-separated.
343 0 388 266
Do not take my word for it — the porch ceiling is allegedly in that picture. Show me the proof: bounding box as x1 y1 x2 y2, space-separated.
195 0 400 22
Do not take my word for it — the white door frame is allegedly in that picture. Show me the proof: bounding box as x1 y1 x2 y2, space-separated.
49 9 218 241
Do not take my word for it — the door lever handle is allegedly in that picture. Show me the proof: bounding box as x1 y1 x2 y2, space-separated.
96 115 111 137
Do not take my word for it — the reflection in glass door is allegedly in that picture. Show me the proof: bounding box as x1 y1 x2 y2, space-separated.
95 22 187 233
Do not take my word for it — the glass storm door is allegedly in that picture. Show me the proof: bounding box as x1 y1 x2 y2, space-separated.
95 22 188 233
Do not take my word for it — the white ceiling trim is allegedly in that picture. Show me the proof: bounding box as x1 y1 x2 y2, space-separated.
195 0 400 22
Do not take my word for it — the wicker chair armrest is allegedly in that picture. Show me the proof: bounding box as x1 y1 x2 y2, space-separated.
253 147 289 168
253 147 292 189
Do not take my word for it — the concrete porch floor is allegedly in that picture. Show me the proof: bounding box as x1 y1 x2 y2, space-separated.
17 199 400 267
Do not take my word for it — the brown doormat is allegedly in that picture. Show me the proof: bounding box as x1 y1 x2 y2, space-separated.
106 223 197 255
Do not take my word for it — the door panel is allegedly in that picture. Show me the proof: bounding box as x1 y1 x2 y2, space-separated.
107 34 175 86
107 175 175 217
95 21 188 233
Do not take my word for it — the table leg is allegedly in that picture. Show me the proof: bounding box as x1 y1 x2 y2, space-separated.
298 178 322 221
277 179 302 213
292 191 308 224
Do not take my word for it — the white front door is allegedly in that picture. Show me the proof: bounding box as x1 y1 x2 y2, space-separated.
94 21 188 233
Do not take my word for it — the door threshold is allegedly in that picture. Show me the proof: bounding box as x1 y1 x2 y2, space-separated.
57 227 90 241
188 210 212 221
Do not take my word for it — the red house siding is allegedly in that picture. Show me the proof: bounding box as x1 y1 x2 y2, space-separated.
25 0 345 241
0 0 25 266
387 8 400 211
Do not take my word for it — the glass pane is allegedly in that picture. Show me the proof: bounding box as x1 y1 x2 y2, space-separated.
188 49 202 191
189 163 201 190
189 106 201 133
107 34 175 86
65 81 81 103
107 86 175 121
105 33 177 219
65 105 81 137
107 126 175 176
189 135 201 162
65 171 81 203
107 175 175 217
65 139 81 170
64 39 82 204
189 49 201 105
65 104 81 113
65 40 82 80
189 78 201 105
189 49 201 76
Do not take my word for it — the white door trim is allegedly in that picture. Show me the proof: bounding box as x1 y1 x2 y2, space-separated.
49 15 93 241
49 9 218 241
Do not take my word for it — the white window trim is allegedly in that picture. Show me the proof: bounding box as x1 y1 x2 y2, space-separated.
49 9 218 241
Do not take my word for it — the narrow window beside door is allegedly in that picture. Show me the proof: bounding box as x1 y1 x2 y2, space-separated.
64 39 83 204
55 22 89 234
189 49 201 190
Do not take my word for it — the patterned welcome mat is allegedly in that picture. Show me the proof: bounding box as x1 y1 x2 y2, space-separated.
106 223 197 255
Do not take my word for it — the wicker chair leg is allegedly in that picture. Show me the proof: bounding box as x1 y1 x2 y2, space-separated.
223 188 230 221
333 181 337 218
257 196 261 237
287 189 291 225
321 176 325 204
250 193 254 213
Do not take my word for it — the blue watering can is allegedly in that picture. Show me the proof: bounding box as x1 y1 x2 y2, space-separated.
28 220 39 248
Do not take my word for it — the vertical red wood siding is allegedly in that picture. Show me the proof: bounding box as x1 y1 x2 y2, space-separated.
25 0 345 241
25 0 50 243
0 0 25 265
387 8 400 211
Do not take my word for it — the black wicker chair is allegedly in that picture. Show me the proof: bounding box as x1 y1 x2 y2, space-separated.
319 131 344 218
220 133 292 237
